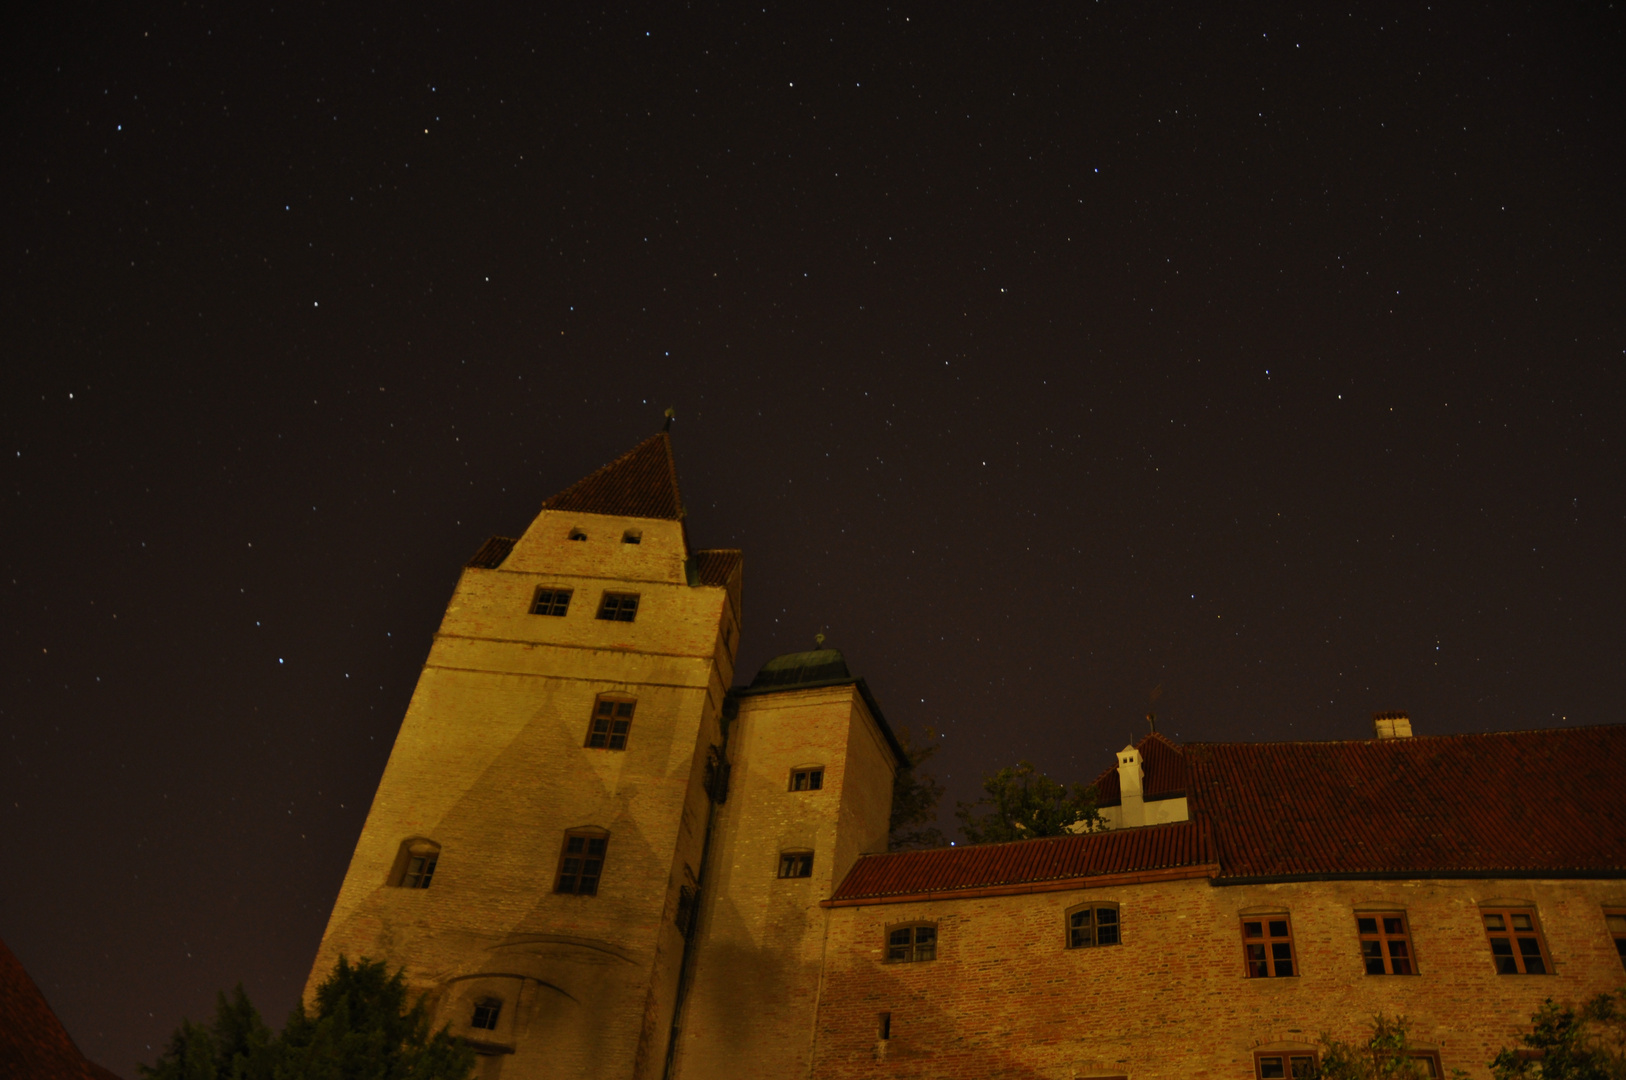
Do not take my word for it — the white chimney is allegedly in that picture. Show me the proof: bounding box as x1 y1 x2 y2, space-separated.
1117 744 1146 827
1373 712 1413 739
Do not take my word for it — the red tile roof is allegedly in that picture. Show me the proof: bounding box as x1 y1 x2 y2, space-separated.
539 433 684 520
824 724 1626 905
690 549 741 588
466 535 517 569
1188 725 1626 880
827 820 1215 905
0 937 124 1080
1091 732 1189 805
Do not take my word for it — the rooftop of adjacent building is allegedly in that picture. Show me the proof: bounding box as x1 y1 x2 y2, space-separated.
0 937 124 1080
831 720 1626 905
735 643 910 766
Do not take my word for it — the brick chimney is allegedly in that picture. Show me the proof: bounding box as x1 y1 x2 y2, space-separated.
1373 711 1413 739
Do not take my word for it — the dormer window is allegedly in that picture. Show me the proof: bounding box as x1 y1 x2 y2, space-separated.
568 528 587 541
622 529 642 544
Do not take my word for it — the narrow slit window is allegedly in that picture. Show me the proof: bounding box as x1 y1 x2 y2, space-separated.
886 924 937 963
587 696 635 750
878 1012 891 1040
530 587 573 617
1483 908 1551 974
1242 915 1297 978
1357 912 1416 975
597 592 640 622
790 768 824 791
778 851 814 878
556 831 609 895
1606 910 1626 970
1067 903 1121 948
470 999 501 1031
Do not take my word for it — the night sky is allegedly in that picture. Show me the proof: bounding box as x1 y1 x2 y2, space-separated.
3 3 1622 1074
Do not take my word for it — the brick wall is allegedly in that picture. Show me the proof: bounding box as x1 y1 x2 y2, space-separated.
807 875 1626 1080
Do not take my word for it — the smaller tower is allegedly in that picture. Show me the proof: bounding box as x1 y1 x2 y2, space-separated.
671 646 906 1078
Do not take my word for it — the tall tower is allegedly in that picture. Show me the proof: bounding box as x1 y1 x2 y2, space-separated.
306 433 742 1080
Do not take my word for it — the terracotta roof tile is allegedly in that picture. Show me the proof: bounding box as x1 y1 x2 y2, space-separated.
1092 731 1188 806
465 536 517 569
829 820 1214 904
1188 725 1626 880
0 936 123 1080
539 433 684 520
689 549 741 588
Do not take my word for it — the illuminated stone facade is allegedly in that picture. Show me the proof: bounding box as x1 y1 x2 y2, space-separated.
307 433 1626 1080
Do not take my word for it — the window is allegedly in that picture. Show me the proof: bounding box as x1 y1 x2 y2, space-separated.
1068 903 1121 948
530 587 572 617
1483 908 1551 974
587 695 635 750
597 592 640 622
1254 1052 1317 1079
778 851 814 878
470 999 501 1031
391 838 441 889
568 528 587 541
790 767 824 791
1406 1052 1443 1077
878 1012 891 1040
622 529 641 544
1606 910 1626 969
555 831 608 895
886 924 937 963
1242 915 1296 977
1357 912 1416 975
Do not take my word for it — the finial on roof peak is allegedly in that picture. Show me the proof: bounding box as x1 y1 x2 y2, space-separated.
814 632 826 648
663 406 675 432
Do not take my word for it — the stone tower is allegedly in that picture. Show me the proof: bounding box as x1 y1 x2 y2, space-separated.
305 433 743 1079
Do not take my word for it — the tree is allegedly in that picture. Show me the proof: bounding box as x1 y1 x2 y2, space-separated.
889 724 946 850
1313 1014 1458 1080
140 957 475 1080
1488 992 1626 1080
954 761 1102 844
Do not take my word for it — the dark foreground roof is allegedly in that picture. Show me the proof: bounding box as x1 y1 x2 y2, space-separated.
1188 725 1626 881
0 937 123 1080
689 549 742 588
538 432 684 520
827 724 1626 903
828 820 1215 905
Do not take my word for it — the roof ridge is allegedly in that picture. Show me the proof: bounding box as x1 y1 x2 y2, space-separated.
537 432 685 520
1182 722 1625 749
858 818 1201 861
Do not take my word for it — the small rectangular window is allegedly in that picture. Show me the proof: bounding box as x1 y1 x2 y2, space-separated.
597 592 640 622
403 854 438 889
1242 915 1296 978
790 768 824 791
587 696 635 750
470 999 502 1031
622 529 642 544
779 852 814 878
1606 910 1626 970
1357 912 1416 975
1483 908 1551 974
556 832 608 895
1068 904 1121 948
530 587 573 617
886 925 936 963
1255 1053 1318 1079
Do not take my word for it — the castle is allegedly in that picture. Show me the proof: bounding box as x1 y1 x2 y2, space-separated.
306 432 1626 1080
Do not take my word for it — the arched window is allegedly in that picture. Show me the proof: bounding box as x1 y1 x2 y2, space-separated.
389 838 441 889
886 923 937 963
586 694 635 750
778 850 814 878
1067 901 1121 948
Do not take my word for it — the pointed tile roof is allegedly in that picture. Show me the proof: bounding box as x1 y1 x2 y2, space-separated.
0 936 124 1080
539 433 685 520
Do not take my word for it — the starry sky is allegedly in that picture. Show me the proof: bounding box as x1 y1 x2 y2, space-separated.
3 3 1622 1074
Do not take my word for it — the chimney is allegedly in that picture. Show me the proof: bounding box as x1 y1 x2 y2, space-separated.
1117 744 1146 827
1373 711 1413 740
